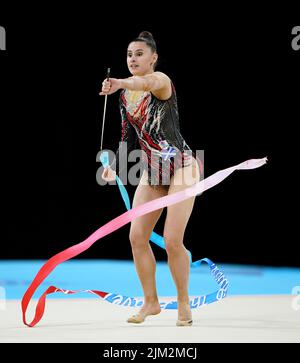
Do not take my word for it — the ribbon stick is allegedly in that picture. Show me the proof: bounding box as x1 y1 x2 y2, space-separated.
22 157 267 327
100 68 111 151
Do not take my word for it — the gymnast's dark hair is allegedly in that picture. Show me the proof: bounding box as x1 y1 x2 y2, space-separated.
131 31 157 53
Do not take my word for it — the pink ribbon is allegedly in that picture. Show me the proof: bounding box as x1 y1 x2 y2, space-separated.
21 157 267 327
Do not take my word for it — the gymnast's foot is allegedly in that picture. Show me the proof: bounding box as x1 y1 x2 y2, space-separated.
176 301 193 327
127 302 161 324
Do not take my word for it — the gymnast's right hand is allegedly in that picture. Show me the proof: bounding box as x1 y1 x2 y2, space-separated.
102 167 117 182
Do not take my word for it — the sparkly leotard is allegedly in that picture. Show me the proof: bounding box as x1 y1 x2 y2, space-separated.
111 82 197 186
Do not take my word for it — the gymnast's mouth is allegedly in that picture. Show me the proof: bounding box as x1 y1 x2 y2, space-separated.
130 64 139 69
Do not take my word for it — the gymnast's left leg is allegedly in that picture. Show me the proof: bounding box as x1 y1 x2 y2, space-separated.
163 158 200 326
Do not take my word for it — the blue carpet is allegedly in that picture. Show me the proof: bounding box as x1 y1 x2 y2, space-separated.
0 260 299 300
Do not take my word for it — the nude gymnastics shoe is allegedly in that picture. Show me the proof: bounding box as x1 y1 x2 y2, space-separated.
127 313 146 324
176 319 193 326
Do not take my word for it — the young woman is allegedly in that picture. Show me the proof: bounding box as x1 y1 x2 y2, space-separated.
100 31 201 326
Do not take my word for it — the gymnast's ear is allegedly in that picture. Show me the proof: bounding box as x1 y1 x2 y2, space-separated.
151 53 158 68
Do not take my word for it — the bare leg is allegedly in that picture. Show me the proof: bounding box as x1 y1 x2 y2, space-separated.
128 170 168 322
164 159 200 324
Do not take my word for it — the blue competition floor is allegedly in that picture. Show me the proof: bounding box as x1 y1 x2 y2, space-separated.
1 260 299 300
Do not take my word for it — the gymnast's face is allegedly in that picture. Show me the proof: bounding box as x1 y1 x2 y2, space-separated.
127 41 158 76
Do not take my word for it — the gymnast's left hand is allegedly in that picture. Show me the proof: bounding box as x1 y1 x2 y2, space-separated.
99 78 121 96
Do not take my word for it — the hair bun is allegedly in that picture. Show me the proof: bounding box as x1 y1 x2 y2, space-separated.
138 31 154 40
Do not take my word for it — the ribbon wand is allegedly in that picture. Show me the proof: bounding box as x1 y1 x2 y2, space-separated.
100 68 111 167
99 67 130 209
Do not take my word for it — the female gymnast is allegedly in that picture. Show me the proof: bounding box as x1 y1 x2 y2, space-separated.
100 31 201 326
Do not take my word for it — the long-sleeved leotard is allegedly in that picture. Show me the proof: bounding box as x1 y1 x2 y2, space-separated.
110 82 199 186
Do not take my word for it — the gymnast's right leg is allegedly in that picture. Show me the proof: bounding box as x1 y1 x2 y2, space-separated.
127 170 168 323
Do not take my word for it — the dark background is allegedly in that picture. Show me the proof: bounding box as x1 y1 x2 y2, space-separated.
1 5 298 266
